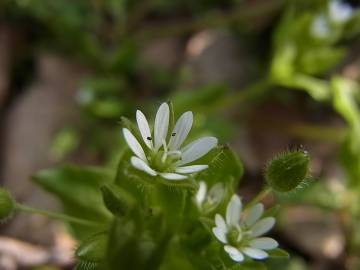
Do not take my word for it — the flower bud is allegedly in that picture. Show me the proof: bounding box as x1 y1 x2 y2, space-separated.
0 188 15 222
265 150 310 192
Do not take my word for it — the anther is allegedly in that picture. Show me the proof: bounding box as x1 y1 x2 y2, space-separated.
147 137 152 141
172 133 176 136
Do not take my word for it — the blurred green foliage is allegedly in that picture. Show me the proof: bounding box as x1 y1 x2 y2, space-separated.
2 0 360 269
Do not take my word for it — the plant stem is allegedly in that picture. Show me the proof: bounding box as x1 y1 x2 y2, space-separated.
244 187 272 210
15 203 99 227
207 77 271 114
134 0 284 41
287 123 346 143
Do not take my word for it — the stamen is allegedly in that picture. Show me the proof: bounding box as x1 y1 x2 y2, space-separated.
167 150 182 157
162 139 168 152
147 136 152 141
171 133 176 136
162 139 168 163
161 152 167 163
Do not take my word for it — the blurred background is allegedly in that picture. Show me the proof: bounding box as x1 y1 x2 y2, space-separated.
1 0 360 269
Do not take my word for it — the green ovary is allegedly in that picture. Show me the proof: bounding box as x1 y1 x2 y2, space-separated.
148 150 181 172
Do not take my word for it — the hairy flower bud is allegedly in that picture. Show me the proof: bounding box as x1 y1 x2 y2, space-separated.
265 150 310 192
0 188 15 222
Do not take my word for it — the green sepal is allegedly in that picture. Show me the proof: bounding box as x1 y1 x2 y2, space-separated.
100 183 136 217
198 145 244 188
199 217 215 233
74 261 99 270
76 232 108 263
230 261 267 270
268 248 290 259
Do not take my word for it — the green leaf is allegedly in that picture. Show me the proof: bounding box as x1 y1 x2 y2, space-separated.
298 47 346 75
268 248 290 259
33 165 113 239
100 183 136 217
197 145 244 188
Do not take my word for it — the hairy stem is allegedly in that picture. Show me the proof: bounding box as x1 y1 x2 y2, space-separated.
15 203 99 227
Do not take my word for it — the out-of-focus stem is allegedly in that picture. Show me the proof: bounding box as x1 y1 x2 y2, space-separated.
244 187 272 210
15 203 99 227
134 0 285 41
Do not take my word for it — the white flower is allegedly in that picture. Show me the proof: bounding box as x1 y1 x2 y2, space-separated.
212 195 278 263
329 0 353 23
311 15 331 38
122 102 218 180
195 181 224 212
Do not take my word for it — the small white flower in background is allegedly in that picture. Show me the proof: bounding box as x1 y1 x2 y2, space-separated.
329 0 353 23
195 181 224 212
122 102 218 180
311 15 331 38
212 194 278 263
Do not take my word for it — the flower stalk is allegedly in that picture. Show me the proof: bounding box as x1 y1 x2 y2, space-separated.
15 203 99 227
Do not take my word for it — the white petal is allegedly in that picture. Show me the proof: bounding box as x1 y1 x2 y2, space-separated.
311 16 330 38
212 227 227 244
242 247 268 260
154 103 170 150
249 237 278 250
329 0 352 23
177 137 218 166
215 214 227 232
195 181 207 206
175 165 208 174
122 128 147 161
208 183 224 205
159 172 187 180
136 110 153 149
168 111 193 151
130 156 157 176
243 203 264 227
251 217 276 237
226 194 242 227
224 245 244 262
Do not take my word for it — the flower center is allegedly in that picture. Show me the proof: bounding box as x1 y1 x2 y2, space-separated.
227 226 253 248
148 141 182 172
227 227 242 247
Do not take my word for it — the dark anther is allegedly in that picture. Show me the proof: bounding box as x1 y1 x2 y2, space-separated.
171 133 176 136
147 137 152 141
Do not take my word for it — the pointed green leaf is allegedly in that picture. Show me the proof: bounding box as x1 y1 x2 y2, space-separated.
33 165 112 239
100 183 136 217
268 248 290 259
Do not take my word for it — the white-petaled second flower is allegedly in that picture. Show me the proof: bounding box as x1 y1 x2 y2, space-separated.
212 194 278 263
122 102 218 180
328 0 353 23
